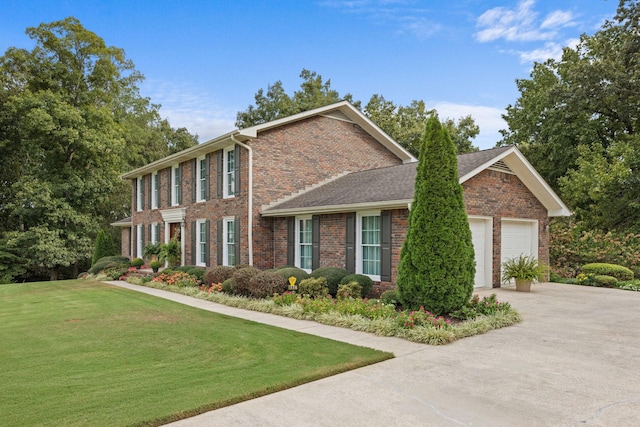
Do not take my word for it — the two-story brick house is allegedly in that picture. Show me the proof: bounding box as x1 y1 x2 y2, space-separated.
115 101 570 288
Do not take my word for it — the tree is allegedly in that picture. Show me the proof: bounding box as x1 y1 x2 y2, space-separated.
0 17 197 281
500 0 640 231
396 116 475 314
92 229 114 266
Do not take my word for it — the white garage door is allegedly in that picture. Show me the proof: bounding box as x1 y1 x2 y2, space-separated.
501 220 538 283
469 218 491 288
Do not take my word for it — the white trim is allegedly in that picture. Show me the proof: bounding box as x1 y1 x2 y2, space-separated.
171 164 180 206
295 216 313 273
151 222 160 244
136 177 143 212
356 210 382 281
195 219 207 267
196 156 206 203
222 216 236 266
223 146 236 198
160 207 187 223
151 172 159 209
500 218 539 285
136 224 143 259
262 199 411 217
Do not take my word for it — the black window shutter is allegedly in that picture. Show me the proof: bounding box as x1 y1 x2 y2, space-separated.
286 217 295 266
216 219 223 265
205 220 210 266
216 150 223 198
191 221 196 265
147 224 151 247
177 164 182 205
204 155 210 200
132 179 137 211
312 215 320 270
234 216 241 265
140 176 145 210
191 159 197 203
147 173 152 208
234 144 241 195
345 213 356 273
381 211 392 282
166 167 171 207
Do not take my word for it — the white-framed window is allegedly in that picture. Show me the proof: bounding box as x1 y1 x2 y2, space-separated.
196 219 207 267
222 217 236 266
136 177 143 212
223 147 235 198
151 172 159 209
151 222 160 244
295 216 313 272
196 156 207 202
171 164 180 206
356 211 381 280
136 224 144 258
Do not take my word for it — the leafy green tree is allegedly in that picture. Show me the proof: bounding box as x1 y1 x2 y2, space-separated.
396 116 475 314
0 17 197 280
500 1 640 231
92 229 115 266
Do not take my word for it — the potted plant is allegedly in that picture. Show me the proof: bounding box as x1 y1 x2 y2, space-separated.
143 242 162 262
158 238 181 267
149 260 162 273
501 254 547 292
131 257 145 270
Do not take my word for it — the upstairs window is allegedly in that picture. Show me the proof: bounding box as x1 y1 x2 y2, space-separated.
224 147 235 198
171 164 181 206
136 177 143 211
151 172 159 209
196 156 207 202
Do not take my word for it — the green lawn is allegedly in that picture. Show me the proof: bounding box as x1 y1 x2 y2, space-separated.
0 279 392 426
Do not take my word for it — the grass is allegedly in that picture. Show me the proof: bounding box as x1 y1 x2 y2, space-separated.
0 279 392 426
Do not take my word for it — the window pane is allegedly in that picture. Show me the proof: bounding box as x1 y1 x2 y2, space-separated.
199 159 206 200
226 220 235 266
362 246 380 275
361 215 381 276
226 150 235 196
298 219 312 270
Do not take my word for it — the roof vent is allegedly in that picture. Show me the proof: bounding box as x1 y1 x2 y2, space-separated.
323 110 354 123
488 159 514 174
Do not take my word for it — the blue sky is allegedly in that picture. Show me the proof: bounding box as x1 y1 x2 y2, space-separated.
0 0 618 149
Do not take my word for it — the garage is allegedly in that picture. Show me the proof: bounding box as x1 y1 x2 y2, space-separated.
469 217 492 288
500 220 538 284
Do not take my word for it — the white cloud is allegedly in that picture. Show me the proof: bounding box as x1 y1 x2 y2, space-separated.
475 0 575 43
433 102 506 149
517 37 579 63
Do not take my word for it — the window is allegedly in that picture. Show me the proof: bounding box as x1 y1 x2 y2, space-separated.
223 217 236 266
357 213 381 279
196 156 207 202
151 172 159 209
136 224 144 258
136 177 143 211
224 147 235 198
151 222 160 244
296 217 313 271
171 164 180 206
196 219 207 266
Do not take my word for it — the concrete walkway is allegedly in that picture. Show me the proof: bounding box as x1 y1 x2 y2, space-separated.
106 281 640 426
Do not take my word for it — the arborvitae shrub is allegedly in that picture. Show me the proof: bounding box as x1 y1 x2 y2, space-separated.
92 229 114 266
275 266 310 285
396 116 475 315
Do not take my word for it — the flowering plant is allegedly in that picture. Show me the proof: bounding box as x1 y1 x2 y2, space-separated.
152 271 199 287
393 306 451 329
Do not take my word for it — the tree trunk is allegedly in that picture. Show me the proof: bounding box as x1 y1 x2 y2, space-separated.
50 268 59 281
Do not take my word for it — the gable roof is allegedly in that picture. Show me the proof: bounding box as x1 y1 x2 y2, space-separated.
261 146 571 217
121 101 416 179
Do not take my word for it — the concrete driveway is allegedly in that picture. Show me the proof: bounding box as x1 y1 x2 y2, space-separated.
110 281 640 426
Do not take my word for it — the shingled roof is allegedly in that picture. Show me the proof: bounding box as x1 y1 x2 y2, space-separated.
261 146 571 217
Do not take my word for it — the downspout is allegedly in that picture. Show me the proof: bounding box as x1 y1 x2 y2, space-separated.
230 135 253 266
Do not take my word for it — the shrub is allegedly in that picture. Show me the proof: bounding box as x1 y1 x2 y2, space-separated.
380 289 399 306
88 256 130 274
298 277 329 299
393 307 451 329
273 291 298 306
248 271 288 299
275 267 310 286
336 281 363 299
229 266 260 297
450 294 512 320
340 274 373 298
174 266 206 281
310 267 349 296
204 266 235 286
581 263 633 281
593 275 618 286
149 260 162 271
221 278 234 293
102 266 130 280
131 258 145 268
92 229 114 266
576 273 596 286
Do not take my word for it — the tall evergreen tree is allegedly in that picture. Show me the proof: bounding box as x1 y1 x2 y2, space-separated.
396 116 475 314
92 229 114 266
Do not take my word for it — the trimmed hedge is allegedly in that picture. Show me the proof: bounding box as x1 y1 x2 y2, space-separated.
310 267 349 296
204 266 235 286
274 266 310 285
248 271 288 299
89 256 130 274
582 263 633 281
298 277 329 299
593 275 618 286
340 274 374 298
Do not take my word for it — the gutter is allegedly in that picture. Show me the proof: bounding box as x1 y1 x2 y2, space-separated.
230 135 254 266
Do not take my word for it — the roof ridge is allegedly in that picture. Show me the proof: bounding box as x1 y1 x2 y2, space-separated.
261 171 352 211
